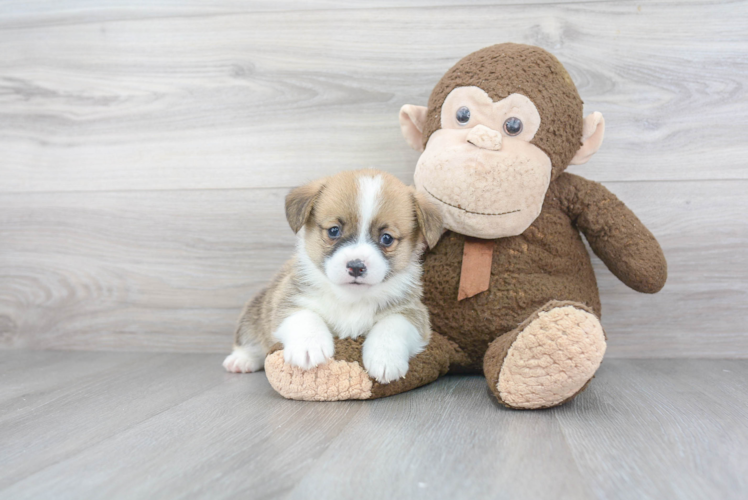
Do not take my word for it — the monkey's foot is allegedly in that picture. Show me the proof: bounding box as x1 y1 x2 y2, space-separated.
484 302 606 409
265 335 452 401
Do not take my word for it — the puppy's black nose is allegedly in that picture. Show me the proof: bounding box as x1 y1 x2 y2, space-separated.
346 260 367 278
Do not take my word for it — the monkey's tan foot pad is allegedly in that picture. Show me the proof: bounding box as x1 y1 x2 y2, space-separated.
495 306 606 409
264 351 373 401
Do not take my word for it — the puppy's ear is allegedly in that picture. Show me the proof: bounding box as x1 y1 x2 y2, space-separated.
413 190 443 248
285 180 325 233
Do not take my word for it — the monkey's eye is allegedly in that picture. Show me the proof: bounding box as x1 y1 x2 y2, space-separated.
455 106 471 125
327 226 341 239
503 117 523 136
379 233 394 247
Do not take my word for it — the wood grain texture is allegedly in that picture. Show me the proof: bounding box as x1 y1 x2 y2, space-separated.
0 352 746 499
556 359 748 499
0 352 228 489
0 1 746 194
285 376 594 500
0 188 291 352
0 350 365 499
592 180 748 357
0 0 613 26
0 350 148 413
1 1 746 356
1 180 746 356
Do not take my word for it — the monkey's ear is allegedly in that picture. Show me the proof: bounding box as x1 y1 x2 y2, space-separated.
413 191 443 248
399 105 428 153
285 180 325 234
570 112 605 165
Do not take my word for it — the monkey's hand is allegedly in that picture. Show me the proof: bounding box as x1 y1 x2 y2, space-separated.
558 173 667 293
264 334 452 401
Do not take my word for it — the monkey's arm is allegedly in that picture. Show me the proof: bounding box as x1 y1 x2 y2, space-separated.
555 173 667 293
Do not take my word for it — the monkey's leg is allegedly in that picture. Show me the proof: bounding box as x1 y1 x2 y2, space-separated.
483 300 606 410
264 333 453 401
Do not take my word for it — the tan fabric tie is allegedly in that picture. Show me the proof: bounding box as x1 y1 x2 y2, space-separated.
457 237 495 301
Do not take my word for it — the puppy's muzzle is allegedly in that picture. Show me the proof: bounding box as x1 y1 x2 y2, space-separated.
346 259 367 278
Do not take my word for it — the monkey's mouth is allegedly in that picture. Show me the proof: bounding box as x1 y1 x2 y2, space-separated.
423 187 520 217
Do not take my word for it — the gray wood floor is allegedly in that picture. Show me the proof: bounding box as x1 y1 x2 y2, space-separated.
1 351 745 500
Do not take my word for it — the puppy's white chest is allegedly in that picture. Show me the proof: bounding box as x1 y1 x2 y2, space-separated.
329 303 377 339
298 294 377 339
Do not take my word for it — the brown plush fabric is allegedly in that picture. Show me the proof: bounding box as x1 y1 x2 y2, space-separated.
420 171 666 373
423 192 598 370
555 173 668 293
422 43 584 179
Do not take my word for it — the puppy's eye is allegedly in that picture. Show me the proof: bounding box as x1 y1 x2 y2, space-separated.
455 106 470 125
503 117 523 136
327 226 341 239
379 233 394 247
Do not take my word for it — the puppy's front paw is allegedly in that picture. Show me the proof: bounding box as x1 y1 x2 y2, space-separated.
362 340 410 384
362 314 425 384
274 310 335 370
282 330 335 370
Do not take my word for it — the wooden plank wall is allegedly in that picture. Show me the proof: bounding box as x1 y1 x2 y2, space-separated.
1 0 746 357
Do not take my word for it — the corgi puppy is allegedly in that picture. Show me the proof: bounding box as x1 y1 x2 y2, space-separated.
223 169 442 383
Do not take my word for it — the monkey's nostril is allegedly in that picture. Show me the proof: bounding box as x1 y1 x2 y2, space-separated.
346 259 367 278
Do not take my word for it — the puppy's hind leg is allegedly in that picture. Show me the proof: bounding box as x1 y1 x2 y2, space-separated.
223 301 268 373
223 341 266 373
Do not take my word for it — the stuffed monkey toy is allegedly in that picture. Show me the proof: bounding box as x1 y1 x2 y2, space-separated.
264 43 667 409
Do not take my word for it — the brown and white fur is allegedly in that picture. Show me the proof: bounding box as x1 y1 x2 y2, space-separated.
222 169 442 384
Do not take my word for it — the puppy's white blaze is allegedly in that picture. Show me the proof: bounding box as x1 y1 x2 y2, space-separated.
363 314 427 384
354 175 389 285
357 175 383 242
